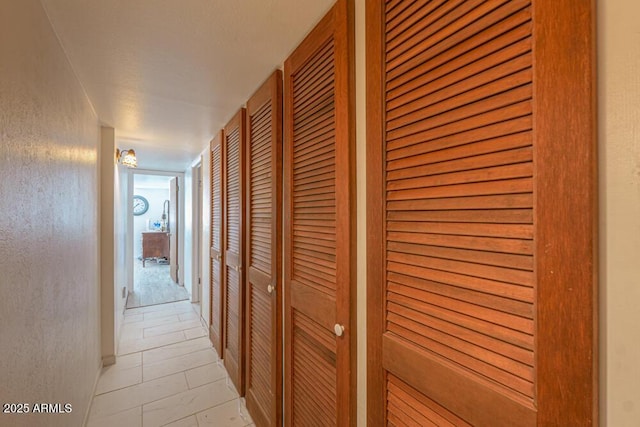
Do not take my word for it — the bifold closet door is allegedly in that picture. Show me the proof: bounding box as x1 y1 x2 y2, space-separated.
284 0 355 425
367 1 597 426
210 130 224 358
223 109 247 395
244 70 283 427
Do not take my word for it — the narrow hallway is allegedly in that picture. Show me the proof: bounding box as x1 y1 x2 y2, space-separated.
87 301 254 427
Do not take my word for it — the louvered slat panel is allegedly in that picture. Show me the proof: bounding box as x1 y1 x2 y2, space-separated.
211 259 221 332
210 137 222 354
386 1 530 86
387 374 471 427
226 130 240 359
249 283 272 421
292 309 337 426
212 143 222 250
223 109 246 396
226 267 240 358
384 0 534 404
386 1 513 69
250 102 273 274
227 128 241 253
292 38 337 297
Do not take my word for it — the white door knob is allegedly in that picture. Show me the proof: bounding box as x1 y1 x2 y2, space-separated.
267 285 274 294
334 324 345 337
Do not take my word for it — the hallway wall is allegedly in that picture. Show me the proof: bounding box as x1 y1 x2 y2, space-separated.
114 163 129 352
599 0 640 425
200 147 212 329
0 0 101 426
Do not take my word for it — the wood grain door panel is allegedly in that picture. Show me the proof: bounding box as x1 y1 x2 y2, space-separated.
284 0 355 425
244 70 283 427
210 131 224 357
367 0 597 425
223 109 247 395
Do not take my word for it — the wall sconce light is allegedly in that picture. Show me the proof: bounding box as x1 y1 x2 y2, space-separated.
116 148 137 168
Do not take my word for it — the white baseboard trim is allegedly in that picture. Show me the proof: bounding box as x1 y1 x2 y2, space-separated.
199 315 208 330
102 354 116 366
82 360 103 427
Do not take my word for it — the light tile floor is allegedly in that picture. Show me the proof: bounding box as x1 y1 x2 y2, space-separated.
127 260 190 308
87 300 254 427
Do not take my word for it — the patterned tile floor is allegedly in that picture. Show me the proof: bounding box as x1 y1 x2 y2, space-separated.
87 301 253 427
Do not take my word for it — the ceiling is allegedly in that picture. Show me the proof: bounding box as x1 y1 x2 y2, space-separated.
41 0 334 171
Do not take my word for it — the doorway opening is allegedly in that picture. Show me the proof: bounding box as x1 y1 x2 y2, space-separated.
126 171 188 308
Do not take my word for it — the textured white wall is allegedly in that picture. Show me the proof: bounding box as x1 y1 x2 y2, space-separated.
183 168 194 297
599 0 640 425
100 127 116 363
0 0 101 425
114 164 129 350
201 148 212 328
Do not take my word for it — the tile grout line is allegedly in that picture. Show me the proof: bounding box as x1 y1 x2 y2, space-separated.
142 378 237 426
92 375 196 423
143 350 217 384
91 301 248 427
141 338 213 366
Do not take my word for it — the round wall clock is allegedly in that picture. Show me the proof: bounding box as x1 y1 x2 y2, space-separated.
133 195 149 216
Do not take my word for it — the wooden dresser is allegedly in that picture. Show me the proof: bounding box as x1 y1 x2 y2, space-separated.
142 232 169 266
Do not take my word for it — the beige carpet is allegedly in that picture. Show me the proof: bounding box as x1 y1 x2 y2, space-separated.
126 259 190 308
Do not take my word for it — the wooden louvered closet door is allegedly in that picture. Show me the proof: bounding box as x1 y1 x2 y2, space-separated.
284 0 355 425
223 109 247 395
244 70 283 427
210 130 224 358
367 1 597 426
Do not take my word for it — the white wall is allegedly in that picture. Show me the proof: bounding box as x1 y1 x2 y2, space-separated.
599 0 640 425
114 164 129 348
100 127 116 364
354 0 366 425
0 1 101 425
200 148 212 327
184 166 194 299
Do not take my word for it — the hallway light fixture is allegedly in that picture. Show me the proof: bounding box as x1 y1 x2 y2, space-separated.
116 148 137 168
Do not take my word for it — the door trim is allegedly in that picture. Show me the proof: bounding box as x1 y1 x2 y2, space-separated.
191 161 202 303
532 0 598 423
